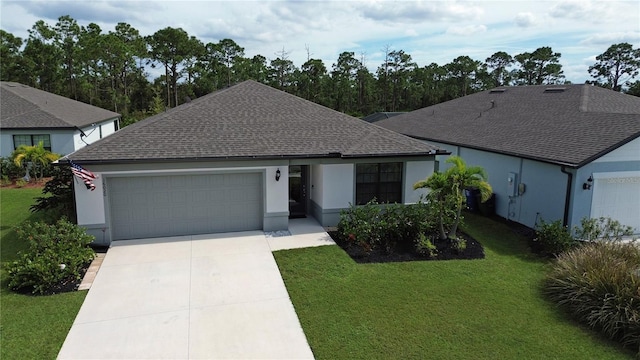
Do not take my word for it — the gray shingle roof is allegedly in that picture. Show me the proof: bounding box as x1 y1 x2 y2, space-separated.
1 82 120 129
375 84 640 167
68 80 441 163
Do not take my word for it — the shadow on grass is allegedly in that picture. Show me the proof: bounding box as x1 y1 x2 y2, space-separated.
461 211 544 264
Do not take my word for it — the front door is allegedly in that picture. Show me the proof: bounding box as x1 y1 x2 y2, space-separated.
289 165 308 218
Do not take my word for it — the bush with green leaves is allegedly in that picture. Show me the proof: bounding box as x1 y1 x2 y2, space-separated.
533 219 578 255
336 200 433 255
7 218 95 295
30 166 76 221
0 156 23 181
574 216 634 242
544 241 640 356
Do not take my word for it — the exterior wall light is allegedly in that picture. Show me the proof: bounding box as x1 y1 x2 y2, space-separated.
275 168 281 181
583 175 593 190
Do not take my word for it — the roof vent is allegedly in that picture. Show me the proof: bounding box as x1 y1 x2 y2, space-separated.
544 87 566 93
489 89 506 93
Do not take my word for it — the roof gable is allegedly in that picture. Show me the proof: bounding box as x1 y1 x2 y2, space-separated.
375 85 640 167
1 82 120 129
68 80 441 162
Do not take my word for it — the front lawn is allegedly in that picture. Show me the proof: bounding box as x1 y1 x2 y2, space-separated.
0 188 86 359
274 212 634 359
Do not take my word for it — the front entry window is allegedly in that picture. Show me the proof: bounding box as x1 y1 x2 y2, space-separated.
356 162 403 205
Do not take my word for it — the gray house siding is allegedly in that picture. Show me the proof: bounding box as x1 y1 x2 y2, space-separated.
429 141 567 229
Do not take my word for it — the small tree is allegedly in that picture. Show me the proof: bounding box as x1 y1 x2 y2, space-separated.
11 142 59 181
31 166 76 221
414 156 492 239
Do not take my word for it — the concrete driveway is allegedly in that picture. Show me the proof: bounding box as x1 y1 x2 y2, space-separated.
58 219 334 359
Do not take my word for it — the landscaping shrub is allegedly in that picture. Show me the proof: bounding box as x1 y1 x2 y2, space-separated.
533 219 578 256
6 218 95 295
30 166 76 221
544 241 640 356
0 156 23 182
336 200 432 255
574 217 634 242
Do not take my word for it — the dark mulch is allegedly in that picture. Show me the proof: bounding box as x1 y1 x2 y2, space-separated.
328 231 485 264
11 260 91 296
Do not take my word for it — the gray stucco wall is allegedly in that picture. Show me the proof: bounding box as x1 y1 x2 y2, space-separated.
429 141 568 229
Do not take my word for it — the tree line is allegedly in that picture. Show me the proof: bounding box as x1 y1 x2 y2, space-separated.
2 15 639 125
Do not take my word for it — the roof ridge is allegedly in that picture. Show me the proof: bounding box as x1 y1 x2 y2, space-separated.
579 84 589 112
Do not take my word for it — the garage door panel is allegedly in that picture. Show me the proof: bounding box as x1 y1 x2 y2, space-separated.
109 173 263 240
591 175 640 234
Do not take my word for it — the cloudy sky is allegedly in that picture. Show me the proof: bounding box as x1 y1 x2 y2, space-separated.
1 0 639 84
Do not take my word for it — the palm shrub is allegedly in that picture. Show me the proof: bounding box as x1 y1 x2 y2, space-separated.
544 241 640 356
6 218 95 295
414 156 492 240
11 142 60 182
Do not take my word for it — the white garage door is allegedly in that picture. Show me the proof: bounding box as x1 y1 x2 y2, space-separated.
109 173 263 240
591 172 640 234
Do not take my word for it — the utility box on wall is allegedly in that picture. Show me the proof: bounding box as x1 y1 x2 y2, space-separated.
507 172 518 197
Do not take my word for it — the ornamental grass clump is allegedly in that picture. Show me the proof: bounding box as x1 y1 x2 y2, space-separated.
544 241 640 356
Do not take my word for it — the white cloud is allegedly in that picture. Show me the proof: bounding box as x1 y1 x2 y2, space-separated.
359 0 483 23
446 24 487 36
580 32 640 46
548 0 612 22
515 12 536 27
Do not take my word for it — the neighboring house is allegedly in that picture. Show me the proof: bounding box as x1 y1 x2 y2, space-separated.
375 84 640 234
362 112 406 123
66 80 445 245
1 82 121 157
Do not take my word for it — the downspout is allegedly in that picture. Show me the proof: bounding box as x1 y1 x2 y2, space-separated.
560 166 572 227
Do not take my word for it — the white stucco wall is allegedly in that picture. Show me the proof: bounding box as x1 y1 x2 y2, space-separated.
404 160 434 204
320 163 354 209
74 176 106 225
76 118 119 150
266 166 288 213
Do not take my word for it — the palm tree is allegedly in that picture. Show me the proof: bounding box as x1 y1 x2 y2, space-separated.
414 156 492 239
11 142 60 182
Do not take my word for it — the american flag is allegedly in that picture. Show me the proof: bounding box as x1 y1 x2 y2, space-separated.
70 161 98 191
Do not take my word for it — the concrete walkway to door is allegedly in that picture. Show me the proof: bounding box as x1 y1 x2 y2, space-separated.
58 218 334 359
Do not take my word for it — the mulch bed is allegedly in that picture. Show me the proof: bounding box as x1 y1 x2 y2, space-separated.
1 178 50 189
328 231 485 264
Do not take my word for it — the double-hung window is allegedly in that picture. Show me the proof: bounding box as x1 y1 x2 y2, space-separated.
355 162 403 205
13 134 52 151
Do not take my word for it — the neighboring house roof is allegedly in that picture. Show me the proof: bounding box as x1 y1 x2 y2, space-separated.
1 82 120 129
68 80 443 163
362 112 406 123
375 84 640 168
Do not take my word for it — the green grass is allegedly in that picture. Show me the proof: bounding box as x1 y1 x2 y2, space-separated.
0 188 87 360
274 212 635 359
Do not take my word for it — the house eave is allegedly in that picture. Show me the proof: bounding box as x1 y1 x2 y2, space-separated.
59 151 440 166
407 135 581 168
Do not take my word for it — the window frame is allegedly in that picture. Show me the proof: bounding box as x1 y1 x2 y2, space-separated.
13 134 52 151
355 162 403 205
